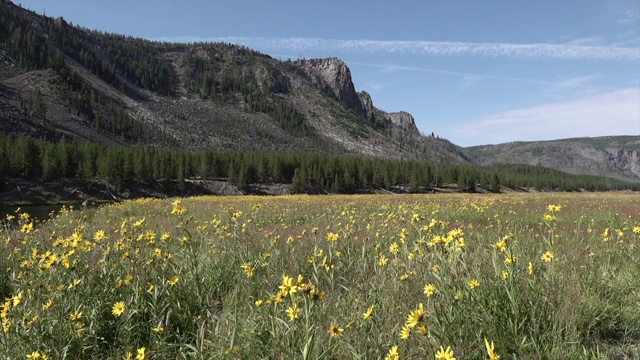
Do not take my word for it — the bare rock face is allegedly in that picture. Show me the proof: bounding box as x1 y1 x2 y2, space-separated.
295 58 421 135
386 111 419 134
295 57 364 116
358 91 375 121
609 148 640 180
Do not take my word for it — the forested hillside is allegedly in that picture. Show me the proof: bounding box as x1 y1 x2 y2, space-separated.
0 0 469 163
2 131 637 196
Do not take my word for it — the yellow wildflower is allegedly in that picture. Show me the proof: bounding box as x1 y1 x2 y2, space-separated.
278 275 297 296
385 346 400 360
328 323 344 337
468 279 480 289
286 304 300 322
400 324 411 339
112 302 125 317
547 204 561 212
12 291 22 307
424 284 436 297
541 251 554 262
135 347 146 360
25 351 48 360
362 305 374 320
69 311 83 321
171 200 186 215
389 242 399 254
167 276 179 286
93 230 105 241
435 346 456 360
406 303 427 328
326 232 339 242
485 339 500 360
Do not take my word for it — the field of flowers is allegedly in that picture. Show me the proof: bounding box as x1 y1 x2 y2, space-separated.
1 193 639 359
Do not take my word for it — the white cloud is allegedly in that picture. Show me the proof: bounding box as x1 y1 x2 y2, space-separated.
443 88 640 146
154 36 640 61
565 36 606 46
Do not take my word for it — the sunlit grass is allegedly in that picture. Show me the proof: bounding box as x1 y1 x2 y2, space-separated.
1 193 639 359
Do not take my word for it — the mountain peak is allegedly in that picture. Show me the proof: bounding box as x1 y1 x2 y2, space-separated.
294 57 364 116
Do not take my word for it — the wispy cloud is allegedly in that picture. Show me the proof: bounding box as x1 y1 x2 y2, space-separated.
348 61 615 91
154 36 640 61
443 88 640 146
565 36 606 46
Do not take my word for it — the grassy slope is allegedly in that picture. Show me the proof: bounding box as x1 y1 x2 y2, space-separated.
2 193 640 359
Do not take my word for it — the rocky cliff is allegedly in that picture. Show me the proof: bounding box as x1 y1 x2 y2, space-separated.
294 58 420 134
294 57 364 116
385 111 419 134
357 91 375 121
0 0 468 164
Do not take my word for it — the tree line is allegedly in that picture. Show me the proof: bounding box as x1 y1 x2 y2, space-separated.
1 132 638 193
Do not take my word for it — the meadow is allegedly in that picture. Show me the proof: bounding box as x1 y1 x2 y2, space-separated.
1 193 639 359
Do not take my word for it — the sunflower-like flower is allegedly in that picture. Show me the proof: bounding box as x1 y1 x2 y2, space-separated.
112 301 125 317
384 346 400 360
467 279 480 290
328 323 344 337
278 275 298 296
406 303 427 328
435 346 456 360
423 284 436 297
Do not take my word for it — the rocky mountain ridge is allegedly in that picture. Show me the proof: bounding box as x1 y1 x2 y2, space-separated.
468 136 640 182
0 0 457 164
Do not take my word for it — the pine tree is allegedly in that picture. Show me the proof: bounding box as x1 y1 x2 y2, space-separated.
491 173 501 193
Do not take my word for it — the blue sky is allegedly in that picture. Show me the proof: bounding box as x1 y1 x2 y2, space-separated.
19 0 640 146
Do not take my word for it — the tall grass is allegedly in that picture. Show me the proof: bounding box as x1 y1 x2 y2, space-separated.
1 193 639 359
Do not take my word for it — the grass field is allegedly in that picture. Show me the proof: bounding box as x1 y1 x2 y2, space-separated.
1 193 639 359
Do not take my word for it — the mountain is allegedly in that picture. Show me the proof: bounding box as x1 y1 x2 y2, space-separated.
467 136 640 183
0 0 471 164
2 0 639 189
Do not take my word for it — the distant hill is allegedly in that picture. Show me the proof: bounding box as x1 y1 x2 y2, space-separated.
0 0 470 164
467 136 640 183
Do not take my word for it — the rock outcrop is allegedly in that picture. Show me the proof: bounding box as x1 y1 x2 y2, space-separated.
296 58 421 135
358 91 375 121
295 57 364 116
385 111 419 134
